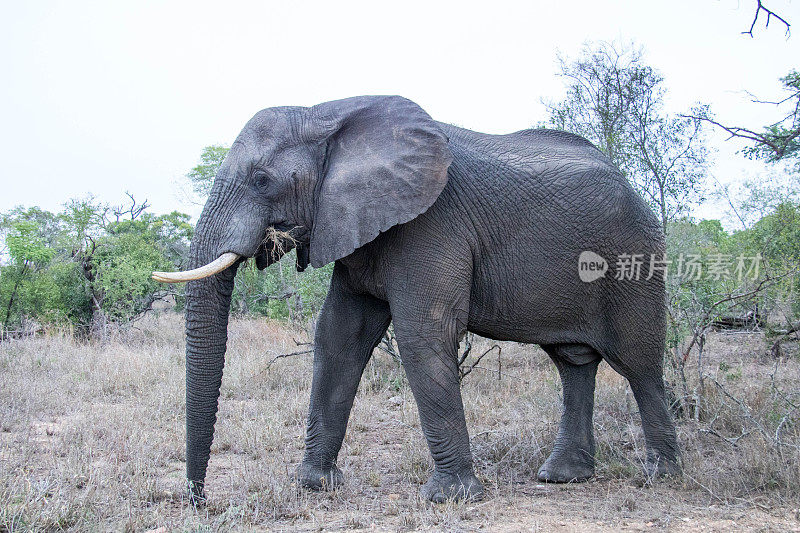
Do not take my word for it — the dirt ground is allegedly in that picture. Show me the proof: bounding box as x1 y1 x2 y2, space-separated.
1 314 799 531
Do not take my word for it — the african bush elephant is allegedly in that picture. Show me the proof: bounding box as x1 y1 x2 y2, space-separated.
153 95 680 503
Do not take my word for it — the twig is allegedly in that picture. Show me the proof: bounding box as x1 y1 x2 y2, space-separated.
708 375 773 445
768 357 800 453
260 348 314 374
462 365 526 382
682 472 723 504
111 192 150 222
699 416 752 447
742 0 791 37
459 345 502 380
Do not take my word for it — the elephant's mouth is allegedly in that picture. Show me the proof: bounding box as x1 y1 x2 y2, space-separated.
254 224 310 272
253 242 310 271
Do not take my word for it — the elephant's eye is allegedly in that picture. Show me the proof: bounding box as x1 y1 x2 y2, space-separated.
253 172 271 190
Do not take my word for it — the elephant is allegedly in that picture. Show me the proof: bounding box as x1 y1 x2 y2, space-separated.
153 95 680 504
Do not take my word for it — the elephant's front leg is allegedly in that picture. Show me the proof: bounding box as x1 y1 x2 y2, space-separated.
392 314 484 503
298 269 391 491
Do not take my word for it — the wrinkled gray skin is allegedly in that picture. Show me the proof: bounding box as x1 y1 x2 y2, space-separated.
184 95 680 504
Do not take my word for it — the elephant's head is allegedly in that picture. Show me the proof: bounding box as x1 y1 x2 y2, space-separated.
152 95 452 500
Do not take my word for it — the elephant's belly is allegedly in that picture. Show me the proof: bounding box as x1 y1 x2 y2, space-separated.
466 257 596 345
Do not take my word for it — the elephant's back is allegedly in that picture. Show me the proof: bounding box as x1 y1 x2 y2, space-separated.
509 127 602 151
437 123 607 166
437 123 660 244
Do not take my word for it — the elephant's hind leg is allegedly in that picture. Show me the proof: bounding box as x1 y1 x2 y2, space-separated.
603 340 681 478
538 343 601 483
627 369 681 478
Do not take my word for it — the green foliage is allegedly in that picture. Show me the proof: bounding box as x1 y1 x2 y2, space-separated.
48 260 93 326
737 201 800 316
665 218 732 348
187 145 230 198
5 220 56 266
742 201 800 266
664 198 800 355
93 232 170 320
230 251 333 323
296 261 335 313
107 211 193 267
0 199 192 336
1 208 70 332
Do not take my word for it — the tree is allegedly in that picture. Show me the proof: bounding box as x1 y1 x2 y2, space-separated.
739 200 800 318
94 207 193 323
724 173 800 227
0 197 193 338
545 42 710 229
187 145 230 198
628 108 709 230
1 214 57 332
692 70 799 164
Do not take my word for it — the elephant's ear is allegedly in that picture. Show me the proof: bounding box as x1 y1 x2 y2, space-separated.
307 95 452 268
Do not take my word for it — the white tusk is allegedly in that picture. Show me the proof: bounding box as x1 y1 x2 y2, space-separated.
152 252 240 283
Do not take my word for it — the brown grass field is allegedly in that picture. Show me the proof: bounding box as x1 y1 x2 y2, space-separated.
1 313 799 532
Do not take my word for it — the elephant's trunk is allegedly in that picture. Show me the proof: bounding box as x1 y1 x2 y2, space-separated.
183 210 239 502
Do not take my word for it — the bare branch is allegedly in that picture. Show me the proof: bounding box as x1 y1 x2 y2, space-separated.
683 113 800 161
699 425 752 447
262 348 314 371
711 177 748 230
742 0 791 37
111 192 151 222
709 376 772 443
459 343 502 380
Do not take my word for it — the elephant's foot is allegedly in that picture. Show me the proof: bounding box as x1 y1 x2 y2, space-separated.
644 451 681 479
296 461 344 491
537 448 595 483
420 470 484 503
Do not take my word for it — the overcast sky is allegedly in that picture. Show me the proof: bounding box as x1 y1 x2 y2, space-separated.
1 0 797 222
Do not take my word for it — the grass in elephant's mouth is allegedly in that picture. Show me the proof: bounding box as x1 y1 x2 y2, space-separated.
261 226 299 259
1 314 799 531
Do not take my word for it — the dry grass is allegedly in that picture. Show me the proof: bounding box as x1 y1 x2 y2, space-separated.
261 227 299 262
1 314 799 531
